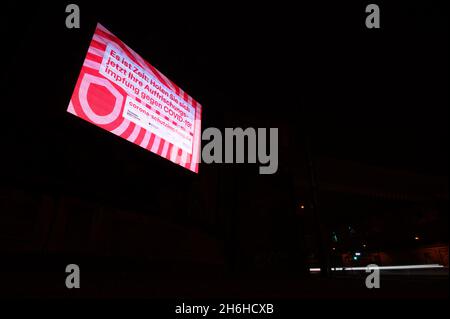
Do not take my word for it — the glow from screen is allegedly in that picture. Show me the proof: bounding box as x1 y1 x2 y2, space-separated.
67 23 202 173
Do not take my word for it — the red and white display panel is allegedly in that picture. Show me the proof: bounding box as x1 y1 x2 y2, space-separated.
68 23 202 173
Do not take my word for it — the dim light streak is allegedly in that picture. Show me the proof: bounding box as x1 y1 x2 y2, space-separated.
309 264 445 272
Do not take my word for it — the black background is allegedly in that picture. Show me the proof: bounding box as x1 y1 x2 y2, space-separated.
2 1 448 183
0 0 448 301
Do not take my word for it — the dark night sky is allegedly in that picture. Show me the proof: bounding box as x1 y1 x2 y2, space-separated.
1 0 448 191
0 2 448 302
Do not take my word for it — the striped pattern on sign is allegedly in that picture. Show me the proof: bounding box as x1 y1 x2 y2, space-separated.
67 23 202 173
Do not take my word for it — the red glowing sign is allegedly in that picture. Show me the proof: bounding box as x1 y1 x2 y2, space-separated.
68 23 202 173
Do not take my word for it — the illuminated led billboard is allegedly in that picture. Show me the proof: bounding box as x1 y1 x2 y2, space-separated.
68 23 202 173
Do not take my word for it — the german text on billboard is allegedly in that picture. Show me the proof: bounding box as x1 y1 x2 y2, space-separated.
68 23 202 173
